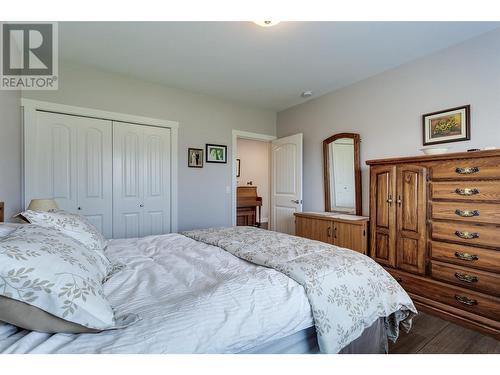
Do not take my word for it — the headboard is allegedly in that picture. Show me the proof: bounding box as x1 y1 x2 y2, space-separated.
0 202 4 222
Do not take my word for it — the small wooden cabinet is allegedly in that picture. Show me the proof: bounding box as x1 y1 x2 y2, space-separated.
294 212 369 254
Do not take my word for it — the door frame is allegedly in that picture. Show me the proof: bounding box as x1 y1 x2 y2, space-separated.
231 130 276 227
21 98 180 232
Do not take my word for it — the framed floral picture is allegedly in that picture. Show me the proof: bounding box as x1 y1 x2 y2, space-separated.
206 144 227 163
422 105 470 146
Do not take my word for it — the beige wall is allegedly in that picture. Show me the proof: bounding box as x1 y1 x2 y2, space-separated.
20 62 276 230
277 29 500 215
0 90 22 221
237 138 270 222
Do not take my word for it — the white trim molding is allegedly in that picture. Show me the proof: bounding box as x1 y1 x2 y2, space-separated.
231 129 276 227
21 99 179 233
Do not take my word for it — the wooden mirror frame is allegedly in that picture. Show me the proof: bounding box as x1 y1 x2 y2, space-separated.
323 133 362 215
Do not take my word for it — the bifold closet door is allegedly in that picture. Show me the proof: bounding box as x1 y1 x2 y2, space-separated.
113 121 171 239
25 111 113 237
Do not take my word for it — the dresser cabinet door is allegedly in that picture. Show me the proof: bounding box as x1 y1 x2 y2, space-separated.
370 166 397 267
396 165 427 274
333 221 367 254
295 216 333 243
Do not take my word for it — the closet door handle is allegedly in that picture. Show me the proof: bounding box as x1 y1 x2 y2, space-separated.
397 195 402 207
139 204 144 208
77 207 82 211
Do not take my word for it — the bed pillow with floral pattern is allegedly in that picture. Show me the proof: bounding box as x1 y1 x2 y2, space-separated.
0 225 116 332
21 210 108 252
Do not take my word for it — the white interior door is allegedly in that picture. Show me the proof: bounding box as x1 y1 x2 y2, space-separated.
26 111 78 212
76 119 113 238
271 133 303 234
142 126 171 237
113 122 144 239
26 111 113 237
113 121 171 239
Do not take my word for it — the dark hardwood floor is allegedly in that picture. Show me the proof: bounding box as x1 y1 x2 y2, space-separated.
389 312 500 354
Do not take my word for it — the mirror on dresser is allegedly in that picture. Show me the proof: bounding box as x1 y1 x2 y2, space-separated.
323 133 362 215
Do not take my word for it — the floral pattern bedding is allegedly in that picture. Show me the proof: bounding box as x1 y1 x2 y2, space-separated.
183 226 417 353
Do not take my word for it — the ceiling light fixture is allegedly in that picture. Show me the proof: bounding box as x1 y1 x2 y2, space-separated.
253 21 280 28
301 91 313 98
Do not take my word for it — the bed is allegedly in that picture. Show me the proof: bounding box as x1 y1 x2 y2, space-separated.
0 227 415 354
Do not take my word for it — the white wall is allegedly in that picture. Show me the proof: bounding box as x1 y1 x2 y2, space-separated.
277 28 500 215
0 90 22 221
21 62 276 231
237 138 270 222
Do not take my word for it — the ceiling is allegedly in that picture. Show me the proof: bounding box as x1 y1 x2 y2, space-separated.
59 22 500 111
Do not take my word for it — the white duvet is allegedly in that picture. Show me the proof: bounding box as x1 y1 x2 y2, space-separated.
0 233 314 353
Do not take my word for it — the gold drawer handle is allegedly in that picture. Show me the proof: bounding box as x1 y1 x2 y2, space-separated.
454 295 478 306
455 188 480 196
454 252 479 261
455 231 479 239
455 209 479 217
455 166 480 174
454 272 479 283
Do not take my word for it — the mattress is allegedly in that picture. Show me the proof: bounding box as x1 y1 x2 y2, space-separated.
0 233 314 353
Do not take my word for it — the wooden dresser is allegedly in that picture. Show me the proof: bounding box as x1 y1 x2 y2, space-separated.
366 149 500 338
294 212 369 254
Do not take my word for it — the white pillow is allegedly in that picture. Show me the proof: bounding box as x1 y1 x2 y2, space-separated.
0 225 115 330
21 210 108 252
0 223 24 238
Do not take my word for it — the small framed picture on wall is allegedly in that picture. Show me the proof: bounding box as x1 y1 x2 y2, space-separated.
188 148 203 168
206 144 227 163
422 105 470 146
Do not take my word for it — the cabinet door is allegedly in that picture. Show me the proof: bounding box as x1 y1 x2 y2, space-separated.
295 217 333 243
370 165 396 266
333 221 367 254
396 165 427 274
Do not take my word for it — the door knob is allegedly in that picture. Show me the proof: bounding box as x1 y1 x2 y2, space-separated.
77 207 81 210
291 199 301 204
140 204 144 208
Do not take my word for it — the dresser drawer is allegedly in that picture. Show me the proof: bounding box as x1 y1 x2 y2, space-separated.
431 157 500 180
430 181 500 202
431 221 500 249
430 241 500 273
431 201 500 225
431 261 500 296
387 268 500 322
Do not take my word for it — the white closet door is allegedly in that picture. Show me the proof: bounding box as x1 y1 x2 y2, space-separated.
142 126 171 236
77 120 113 238
27 111 78 212
113 121 171 238
26 112 113 238
113 122 144 239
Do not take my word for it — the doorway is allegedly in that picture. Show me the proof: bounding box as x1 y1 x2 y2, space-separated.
231 131 303 234
231 130 275 228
